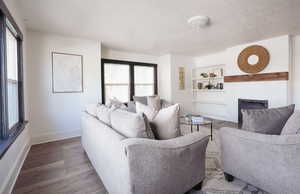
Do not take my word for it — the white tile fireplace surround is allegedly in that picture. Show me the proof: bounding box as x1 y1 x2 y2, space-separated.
193 35 291 122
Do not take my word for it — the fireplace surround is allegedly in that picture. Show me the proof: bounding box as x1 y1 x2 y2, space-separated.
238 99 269 128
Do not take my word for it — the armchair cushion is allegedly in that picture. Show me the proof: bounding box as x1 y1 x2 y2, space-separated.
241 104 295 135
281 111 300 135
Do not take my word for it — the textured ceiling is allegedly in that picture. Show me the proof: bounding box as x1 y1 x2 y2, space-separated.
17 0 300 56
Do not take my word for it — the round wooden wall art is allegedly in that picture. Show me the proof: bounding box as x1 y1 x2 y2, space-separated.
237 45 270 74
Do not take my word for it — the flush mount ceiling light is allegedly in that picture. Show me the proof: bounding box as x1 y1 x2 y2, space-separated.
188 15 210 29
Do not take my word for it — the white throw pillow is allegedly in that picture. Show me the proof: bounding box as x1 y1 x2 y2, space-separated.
136 102 180 140
96 105 116 125
136 101 158 121
110 109 149 138
147 96 161 111
152 104 180 140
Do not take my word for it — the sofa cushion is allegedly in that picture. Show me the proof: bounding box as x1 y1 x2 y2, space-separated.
147 96 161 111
110 109 153 138
96 105 115 125
242 104 295 135
281 111 300 135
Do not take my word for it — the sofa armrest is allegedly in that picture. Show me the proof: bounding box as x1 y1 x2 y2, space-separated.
121 133 209 194
220 127 300 145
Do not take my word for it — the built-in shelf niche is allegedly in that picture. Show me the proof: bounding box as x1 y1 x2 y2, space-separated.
191 64 225 92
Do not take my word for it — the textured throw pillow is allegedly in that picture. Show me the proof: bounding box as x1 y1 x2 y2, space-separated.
106 97 127 109
96 105 116 125
136 101 158 121
110 109 154 139
147 96 161 111
242 104 295 135
281 111 300 135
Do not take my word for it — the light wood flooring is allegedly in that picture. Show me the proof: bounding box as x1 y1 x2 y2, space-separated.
12 137 107 194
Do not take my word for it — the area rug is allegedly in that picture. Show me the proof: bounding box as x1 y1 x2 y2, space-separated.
181 124 269 194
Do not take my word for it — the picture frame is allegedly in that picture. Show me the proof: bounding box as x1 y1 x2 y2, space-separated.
179 66 185 90
52 52 83 93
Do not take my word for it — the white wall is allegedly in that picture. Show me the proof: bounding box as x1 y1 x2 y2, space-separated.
293 35 300 110
157 54 172 101
101 47 158 64
194 35 291 122
170 55 194 114
0 0 31 193
157 54 195 114
26 31 101 144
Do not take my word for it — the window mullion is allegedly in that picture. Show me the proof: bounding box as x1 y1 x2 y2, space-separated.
129 64 135 101
17 39 24 123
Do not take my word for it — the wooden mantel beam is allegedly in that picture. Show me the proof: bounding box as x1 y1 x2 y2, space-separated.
224 72 289 82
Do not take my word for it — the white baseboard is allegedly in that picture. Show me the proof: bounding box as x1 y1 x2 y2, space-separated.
31 129 81 145
1 139 31 194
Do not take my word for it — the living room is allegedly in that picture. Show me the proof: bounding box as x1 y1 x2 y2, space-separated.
0 0 300 194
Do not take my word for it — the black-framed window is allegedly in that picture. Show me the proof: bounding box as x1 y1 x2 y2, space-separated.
0 1 26 159
101 59 158 103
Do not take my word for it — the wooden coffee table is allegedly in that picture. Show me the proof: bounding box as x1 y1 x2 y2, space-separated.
180 117 213 140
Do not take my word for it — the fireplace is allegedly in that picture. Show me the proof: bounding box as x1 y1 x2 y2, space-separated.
238 99 268 128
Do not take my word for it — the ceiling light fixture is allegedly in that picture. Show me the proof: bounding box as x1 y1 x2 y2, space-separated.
188 15 210 29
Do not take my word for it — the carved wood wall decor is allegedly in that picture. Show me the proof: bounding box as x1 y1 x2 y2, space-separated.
238 45 270 74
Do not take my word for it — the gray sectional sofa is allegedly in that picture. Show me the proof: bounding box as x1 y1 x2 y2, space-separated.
220 106 300 194
81 104 209 194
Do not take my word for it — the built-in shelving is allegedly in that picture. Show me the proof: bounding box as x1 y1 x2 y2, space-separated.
191 64 225 92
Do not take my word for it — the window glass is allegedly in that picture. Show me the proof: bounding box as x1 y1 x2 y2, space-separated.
6 27 19 128
104 64 130 102
134 66 154 96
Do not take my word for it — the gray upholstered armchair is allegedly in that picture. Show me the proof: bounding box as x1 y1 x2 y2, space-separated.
220 110 300 194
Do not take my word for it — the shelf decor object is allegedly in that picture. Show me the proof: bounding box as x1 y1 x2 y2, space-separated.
238 45 270 74
52 52 84 93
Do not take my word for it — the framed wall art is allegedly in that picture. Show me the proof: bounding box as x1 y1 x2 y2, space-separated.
52 52 83 93
179 66 185 90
